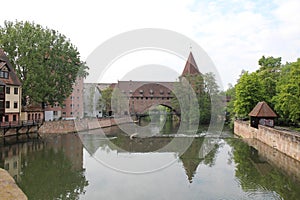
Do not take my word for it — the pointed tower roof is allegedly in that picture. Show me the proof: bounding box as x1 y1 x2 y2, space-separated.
249 101 277 117
181 52 201 76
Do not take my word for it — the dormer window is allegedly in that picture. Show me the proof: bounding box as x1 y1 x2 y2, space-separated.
0 71 8 79
139 90 143 94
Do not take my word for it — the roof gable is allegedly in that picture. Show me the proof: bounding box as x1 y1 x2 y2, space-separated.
181 52 201 76
0 48 22 86
249 101 277 117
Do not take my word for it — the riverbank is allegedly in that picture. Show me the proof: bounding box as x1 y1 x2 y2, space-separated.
38 117 132 135
0 168 27 200
234 120 300 161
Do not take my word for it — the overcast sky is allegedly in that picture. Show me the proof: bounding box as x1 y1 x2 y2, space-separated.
1 0 300 89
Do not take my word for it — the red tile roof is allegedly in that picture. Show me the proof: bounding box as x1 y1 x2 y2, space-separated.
181 52 201 76
249 101 277 117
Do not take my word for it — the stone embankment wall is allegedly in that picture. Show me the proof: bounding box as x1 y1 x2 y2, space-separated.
38 117 132 135
234 120 300 161
0 168 27 200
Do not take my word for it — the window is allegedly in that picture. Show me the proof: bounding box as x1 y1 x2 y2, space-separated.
0 100 4 109
0 86 4 93
5 101 10 108
70 112 73 115
62 112 66 115
13 161 18 169
0 71 8 79
14 88 18 95
70 104 74 107
6 87 10 94
13 115 17 121
14 102 18 109
53 111 58 116
4 163 9 170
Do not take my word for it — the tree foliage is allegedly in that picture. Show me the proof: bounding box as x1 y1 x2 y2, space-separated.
257 56 281 107
227 55 300 126
171 72 221 124
273 59 300 123
98 87 113 116
234 71 264 119
0 20 87 105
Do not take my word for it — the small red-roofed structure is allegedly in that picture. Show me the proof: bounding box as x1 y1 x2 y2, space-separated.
249 101 277 128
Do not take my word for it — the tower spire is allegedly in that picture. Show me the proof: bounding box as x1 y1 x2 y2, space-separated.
181 51 201 76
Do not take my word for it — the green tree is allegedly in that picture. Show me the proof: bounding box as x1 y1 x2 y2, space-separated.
234 71 264 119
273 59 300 124
171 73 221 125
202 72 223 125
98 87 113 116
171 74 203 124
0 20 87 106
257 56 281 106
225 84 236 124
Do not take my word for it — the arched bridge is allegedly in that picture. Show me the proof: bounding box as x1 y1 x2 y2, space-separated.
116 81 178 115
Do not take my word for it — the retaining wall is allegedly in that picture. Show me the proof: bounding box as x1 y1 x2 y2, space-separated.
38 117 132 135
234 120 300 161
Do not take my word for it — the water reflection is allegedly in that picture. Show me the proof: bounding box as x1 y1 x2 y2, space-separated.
1 122 300 199
228 138 300 200
80 127 300 200
0 134 88 200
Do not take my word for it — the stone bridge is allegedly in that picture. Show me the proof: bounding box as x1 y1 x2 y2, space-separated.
116 81 176 115
109 52 201 116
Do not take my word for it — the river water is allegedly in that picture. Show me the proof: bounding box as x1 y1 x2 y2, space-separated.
0 118 300 200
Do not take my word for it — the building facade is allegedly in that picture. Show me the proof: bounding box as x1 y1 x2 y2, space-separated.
44 76 84 121
0 49 22 123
